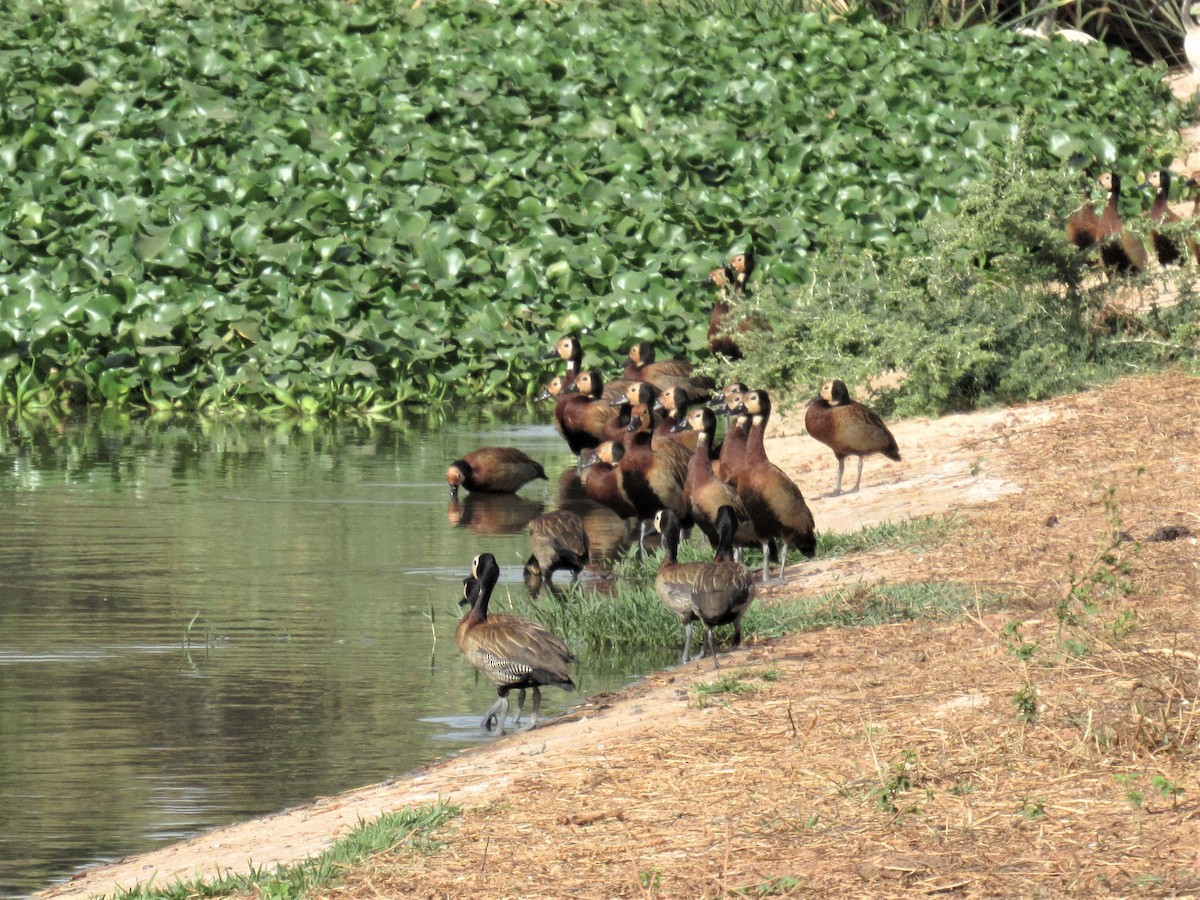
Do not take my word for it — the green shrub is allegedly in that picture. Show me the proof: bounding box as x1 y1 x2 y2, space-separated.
731 144 1200 415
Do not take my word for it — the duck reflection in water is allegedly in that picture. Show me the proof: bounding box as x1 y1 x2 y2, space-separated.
447 492 544 535
553 464 637 565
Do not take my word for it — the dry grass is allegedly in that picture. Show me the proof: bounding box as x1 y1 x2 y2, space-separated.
319 373 1200 898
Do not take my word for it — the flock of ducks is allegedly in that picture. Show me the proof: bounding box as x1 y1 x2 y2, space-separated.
1069 169 1200 277
446 9 1200 735
445 254 903 735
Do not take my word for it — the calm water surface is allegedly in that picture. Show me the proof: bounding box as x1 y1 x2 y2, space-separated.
0 410 668 898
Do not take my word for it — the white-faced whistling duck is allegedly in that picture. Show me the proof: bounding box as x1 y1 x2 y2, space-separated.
543 335 582 390
555 370 616 456
805 379 901 497
705 266 742 359
537 374 567 403
1097 172 1149 278
1148 170 1185 267
734 389 817 582
1066 176 1100 251
616 379 659 416
580 440 638 520
616 402 691 548
706 251 755 359
524 509 590 598
447 447 547 501
544 335 634 404
456 552 576 733
717 383 751 487
623 342 717 395
653 508 755 669
653 385 700 453
674 406 756 558
728 250 755 292
600 380 646 444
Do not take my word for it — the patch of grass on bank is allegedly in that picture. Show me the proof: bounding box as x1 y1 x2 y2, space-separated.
498 520 971 652
502 575 986 654
745 581 986 640
113 801 460 900
816 515 956 557
497 578 684 653
606 516 955 582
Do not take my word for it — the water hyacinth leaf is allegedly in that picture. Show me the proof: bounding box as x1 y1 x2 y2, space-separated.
230 217 268 256
0 0 1185 413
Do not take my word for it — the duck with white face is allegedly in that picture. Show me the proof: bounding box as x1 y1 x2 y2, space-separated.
804 379 901 497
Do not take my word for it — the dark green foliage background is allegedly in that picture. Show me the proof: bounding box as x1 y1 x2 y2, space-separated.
0 0 1185 413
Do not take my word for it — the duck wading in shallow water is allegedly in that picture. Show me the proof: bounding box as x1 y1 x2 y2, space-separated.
456 553 576 734
524 509 590 598
446 447 547 500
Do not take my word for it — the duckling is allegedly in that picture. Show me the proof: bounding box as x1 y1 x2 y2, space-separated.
653 508 755 669
1096 172 1149 277
804 379 901 496
456 553 576 733
1148 170 1185 267
734 389 817 582
524 509 590 598
447 447 547 501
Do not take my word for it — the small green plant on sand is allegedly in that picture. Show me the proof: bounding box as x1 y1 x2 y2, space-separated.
732 874 805 897
872 749 917 815
639 867 662 893
1001 620 1039 661
1013 682 1039 723
1151 775 1185 807
1018 796 1045 820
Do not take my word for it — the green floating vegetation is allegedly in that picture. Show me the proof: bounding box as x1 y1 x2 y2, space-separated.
0 0 1185 414
113 801 460 900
